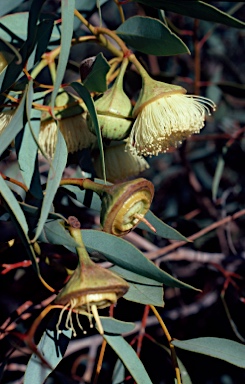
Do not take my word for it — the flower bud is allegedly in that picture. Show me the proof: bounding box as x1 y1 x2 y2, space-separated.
39 91 96 157
87 59 133 140
55 222 129 335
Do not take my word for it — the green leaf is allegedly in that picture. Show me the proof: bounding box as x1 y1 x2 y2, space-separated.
134 0 245 29
38 219 78 247
112 358 125 384
24 328 72 384
60 184 102 211
110 265 164 306
70 82 106 181
82 230 199 290
104 335 153 384
0 175 39 276
0 0 25 18
0 13 29 41
116 16 189 56
100 317 135 334
140 211 188 241
125 281 164 306
16 80 43 199
83 52 110 92
0 88 26 156
50 0 75 111
33 129 68 241
172 337 245 368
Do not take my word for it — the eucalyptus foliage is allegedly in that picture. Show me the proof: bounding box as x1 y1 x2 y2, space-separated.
0 1 245 384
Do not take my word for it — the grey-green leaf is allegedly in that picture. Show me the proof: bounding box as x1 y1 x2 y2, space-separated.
134 0 245 29
82 230 199 290
100 317 135 334
38 219 78 247
172 337 245 368
139 211 188 241
83 52 110 92
33 129 67 241
0 88 26 156
110 265 164 306
104 335 153 384
116 16 189 56
24 329 72 384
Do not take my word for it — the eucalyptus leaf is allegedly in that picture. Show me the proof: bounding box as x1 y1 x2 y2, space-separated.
0 89 26 156
134 0 245 29
110 265 164 306
116 16 189 56
112 358 125 384
140 211 188 241
172 337 245 368
82 230 199 290
0 175 39 275
24 328 72 384
33 129 68 242
50 0 75 111
60 184 102 211
100 317 135 335
124 281 164 306
70 82 106 181
110 266 164 307
16 80 42 199
0 0 26 18
104 335 153 384
38 219 78 247
83 52 110 92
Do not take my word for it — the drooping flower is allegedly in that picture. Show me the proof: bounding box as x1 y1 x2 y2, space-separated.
55 217 129 335
127 71 216 157
0 110 15 135
93 141 149 183
39 113 96 158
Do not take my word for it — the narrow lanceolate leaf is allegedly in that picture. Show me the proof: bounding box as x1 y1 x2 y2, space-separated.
17 81 42 197
70 81 106 181
33 130 67 241
0 88 26 156
24 329 72 384
139 211 188 241
110 265 164 306
116 16 189 56
0 175 39 275
112 358 125 384
134 0 245 29
50 0 75 112
82 230 199 290
172 337 245 368
104 335 153 384
83 52 110 92
38 219 78 247
100 317 135 335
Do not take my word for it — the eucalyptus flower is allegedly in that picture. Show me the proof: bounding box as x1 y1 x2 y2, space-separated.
93 142 149 183
39 114 96 158
0 110 15 135
127 71 216 157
